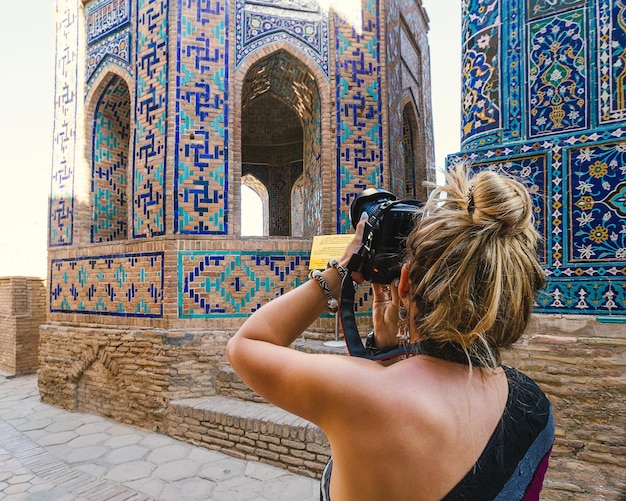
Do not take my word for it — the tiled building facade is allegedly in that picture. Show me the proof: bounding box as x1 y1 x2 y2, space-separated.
454 0 626 317
455 2 625 498
42 0 434 435
41 1 625 497
47 0 433 327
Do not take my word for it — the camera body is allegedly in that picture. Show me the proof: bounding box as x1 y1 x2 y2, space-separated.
350 188 423 284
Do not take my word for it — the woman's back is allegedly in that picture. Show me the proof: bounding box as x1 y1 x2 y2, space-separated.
321 358 553 501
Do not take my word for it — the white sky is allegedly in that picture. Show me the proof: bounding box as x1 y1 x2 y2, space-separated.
0 0 460 279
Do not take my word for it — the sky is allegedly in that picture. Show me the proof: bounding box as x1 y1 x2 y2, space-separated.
0 0 461 279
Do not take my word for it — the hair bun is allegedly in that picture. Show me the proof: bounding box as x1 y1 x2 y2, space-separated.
470 171 534 236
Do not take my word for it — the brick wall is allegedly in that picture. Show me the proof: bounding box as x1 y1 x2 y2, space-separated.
38 325 231 430
0 277 46 375
504 315 626 500
38 313 625 499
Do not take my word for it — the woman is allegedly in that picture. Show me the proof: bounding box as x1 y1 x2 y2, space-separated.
226 164 554 500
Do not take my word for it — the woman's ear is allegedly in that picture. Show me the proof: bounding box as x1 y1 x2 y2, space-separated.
398 263 411 299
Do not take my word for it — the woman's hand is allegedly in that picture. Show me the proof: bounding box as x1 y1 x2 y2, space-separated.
338 212 369 284
371 279 401 349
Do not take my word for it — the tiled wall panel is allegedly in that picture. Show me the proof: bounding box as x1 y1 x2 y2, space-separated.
50 252 164 317
175 0 229 234
50 0 79 247
335 1 384 233
133 0 168 237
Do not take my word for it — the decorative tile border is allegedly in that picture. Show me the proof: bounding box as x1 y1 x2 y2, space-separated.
179 251 309 318
50 252 164 317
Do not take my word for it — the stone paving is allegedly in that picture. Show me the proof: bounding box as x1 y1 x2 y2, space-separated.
0 374 319 501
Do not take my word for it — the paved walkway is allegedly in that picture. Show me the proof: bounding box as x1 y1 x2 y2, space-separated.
0 374 319 501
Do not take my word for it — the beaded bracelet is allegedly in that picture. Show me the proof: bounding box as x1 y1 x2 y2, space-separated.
326 258 348 279
308 269 339 313
327 258 359 289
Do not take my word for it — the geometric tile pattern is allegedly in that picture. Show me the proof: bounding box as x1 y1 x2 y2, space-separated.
235 0 330 77
179 251 309 318
174 0 229 234
457 0 626 315
179 250 374 319
334 3 384 233
50 253 163 317
49 0 430 321
49 0 78 247
91 75 130 242
133 0 168 237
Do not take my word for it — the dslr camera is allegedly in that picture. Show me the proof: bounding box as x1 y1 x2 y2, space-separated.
350 188 423 284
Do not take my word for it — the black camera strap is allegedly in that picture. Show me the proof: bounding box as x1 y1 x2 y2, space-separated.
339 271 408 361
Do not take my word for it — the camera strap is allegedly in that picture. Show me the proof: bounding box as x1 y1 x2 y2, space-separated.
339 271 408 361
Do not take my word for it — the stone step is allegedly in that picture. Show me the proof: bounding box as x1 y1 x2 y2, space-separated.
167 395 330 479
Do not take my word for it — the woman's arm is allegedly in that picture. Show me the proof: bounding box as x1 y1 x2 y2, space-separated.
226 217 372 425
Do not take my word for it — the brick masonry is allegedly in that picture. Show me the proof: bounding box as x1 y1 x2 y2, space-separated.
0 277 46 375
38 314 626 499
505 315 626 500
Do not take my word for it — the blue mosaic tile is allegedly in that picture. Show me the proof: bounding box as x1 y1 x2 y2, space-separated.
175 0 229 234
457 0 626 315
85 0 132 84
179 250 374 319
462 0 498 40
598 0 626 123
235 0 330 77
568 141 626 263
528 9 588 137
133 0 168 238
461 24 501 141
50 0 79 247
179 251 309 318
528 0 586 19
50 253 164 317
91 75 131 242
334 2 384 233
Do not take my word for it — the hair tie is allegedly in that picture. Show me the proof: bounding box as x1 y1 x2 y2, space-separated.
466 186 475 215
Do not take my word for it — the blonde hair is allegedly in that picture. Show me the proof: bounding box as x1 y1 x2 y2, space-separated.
406 164 545 366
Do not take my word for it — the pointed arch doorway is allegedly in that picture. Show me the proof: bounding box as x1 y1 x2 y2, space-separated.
90 74 131 243
240 49 323 238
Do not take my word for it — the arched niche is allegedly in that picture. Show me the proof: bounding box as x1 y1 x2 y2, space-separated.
89 73 131 243
239 49 324 237
402 98 428 201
